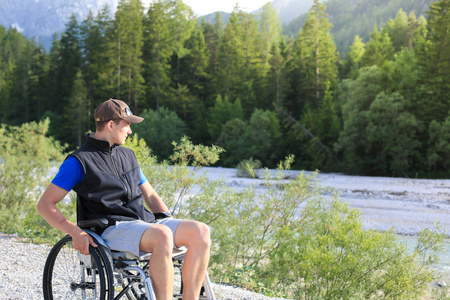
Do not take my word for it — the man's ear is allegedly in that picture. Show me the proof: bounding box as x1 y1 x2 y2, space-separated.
107 120 115 131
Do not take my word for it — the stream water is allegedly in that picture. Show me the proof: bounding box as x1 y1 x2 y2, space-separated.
396 235 450 284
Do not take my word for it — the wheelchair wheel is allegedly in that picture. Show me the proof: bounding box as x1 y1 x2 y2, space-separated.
43 235 109 300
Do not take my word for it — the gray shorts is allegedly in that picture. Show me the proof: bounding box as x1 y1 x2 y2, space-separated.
101 218 182 257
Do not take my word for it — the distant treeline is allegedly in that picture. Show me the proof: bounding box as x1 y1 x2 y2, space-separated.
0 0 448 177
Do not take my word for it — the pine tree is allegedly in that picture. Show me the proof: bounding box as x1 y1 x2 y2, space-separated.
57 14 82 112
292 0 339 111
257 2 282 65
143 0 174 113
9 38 35 124
200 14 222 107
416 0 449 125
215 9 246 101
170 0 196 84
111 0 145 111
427 114 450 175
240 10 265 115
342 35 365 79
0 26 6 116
46 33 62 115
267 40 290 109
28 40 48 122
65 69 89 147
406 12 427 50
215 6 264 116
360 26 394 67
180 27 210 99
386 9 409 52
80 6 113 124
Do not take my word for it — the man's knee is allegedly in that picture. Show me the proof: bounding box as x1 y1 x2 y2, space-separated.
141 224 174 253
193 222 211 249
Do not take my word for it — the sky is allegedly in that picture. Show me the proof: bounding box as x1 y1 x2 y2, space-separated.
144 0 272 16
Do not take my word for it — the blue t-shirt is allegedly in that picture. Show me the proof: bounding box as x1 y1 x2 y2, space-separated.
52 156 148 192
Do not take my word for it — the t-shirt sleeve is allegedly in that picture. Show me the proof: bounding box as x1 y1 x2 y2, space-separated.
139 166 148 185
51 156 84 191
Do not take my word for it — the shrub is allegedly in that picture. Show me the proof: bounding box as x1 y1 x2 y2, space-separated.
268 198 439 299
0 119 68 243
236 157 262 178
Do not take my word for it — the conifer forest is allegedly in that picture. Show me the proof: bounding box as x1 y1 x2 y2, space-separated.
0 0 449 178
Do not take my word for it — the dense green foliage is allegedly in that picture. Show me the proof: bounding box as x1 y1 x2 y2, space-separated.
0 0 448 177
2 127 447 298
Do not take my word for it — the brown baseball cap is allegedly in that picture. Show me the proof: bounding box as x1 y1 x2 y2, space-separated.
94 98 144 123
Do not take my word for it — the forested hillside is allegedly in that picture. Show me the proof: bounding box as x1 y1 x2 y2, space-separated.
0 0 448 178
284 0 433 55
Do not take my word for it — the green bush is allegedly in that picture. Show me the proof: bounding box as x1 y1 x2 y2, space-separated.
236 157 262 178
0 119 68 243
268 198 440 299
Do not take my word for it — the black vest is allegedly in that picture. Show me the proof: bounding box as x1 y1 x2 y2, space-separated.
70 134 155 226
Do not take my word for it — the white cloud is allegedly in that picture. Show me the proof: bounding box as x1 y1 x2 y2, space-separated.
11 23 24 33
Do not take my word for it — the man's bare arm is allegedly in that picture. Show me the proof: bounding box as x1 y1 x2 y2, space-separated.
139 181 171 214
37 183 96 254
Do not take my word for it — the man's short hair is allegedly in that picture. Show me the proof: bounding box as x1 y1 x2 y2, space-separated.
95 119 121 131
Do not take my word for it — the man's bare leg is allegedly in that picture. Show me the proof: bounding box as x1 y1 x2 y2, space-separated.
174 220 211 300
140 224 174 300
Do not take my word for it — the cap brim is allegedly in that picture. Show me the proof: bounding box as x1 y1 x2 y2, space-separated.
124 115 144 123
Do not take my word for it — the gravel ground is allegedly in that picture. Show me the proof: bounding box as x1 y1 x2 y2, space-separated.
0 232 286 300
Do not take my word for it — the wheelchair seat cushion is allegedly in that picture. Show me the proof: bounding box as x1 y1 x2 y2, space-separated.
111 247 187 261
101 218 183 257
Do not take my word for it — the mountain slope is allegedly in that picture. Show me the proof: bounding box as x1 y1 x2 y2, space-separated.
191 0 314 26
271 0 314 24
283 0 433 55
0 0 118 48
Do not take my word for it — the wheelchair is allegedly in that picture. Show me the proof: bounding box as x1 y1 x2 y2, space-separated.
42 217 216 300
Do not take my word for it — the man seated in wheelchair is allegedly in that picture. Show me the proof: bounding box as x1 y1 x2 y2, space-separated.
38 98 211 300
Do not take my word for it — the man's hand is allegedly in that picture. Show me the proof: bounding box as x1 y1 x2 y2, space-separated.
71 229 98 255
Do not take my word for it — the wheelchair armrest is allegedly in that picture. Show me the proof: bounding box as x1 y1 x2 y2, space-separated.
154 212 172 220
78 218 109 229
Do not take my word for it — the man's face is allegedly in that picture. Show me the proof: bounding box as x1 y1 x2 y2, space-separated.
111 119 132 145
